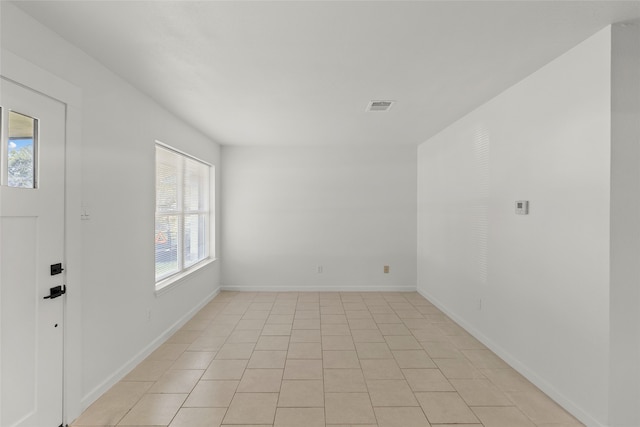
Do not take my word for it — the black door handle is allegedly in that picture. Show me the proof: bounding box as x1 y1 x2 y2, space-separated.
44 285 66 300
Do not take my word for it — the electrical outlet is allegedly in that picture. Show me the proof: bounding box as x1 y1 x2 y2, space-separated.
317 265 323 274
383 265 390 274
146 308 152 322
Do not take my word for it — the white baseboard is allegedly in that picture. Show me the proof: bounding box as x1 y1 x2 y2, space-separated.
80 287 221 411
221 285 417 292
416 287 606 427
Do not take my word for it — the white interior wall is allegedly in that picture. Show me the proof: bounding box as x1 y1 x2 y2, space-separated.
1 3 222 419
222 145 417 291
417 28 612 426
609 22 640 427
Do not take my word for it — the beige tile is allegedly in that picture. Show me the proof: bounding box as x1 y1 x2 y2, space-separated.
255 335 290 350
117 393 186 426
450 378 512 406
462 349 510 369
403 369 454 392
200 325 234 337
506 390 583 424
346 321 376 334
322 335 355 350
361 358 404 379
372 313 402 324
296 303 319 311
237 368 283 392
267 314 294 324
374 407 431 427
323 350 361 368
415 392 479 424
166 330 202 344
227 329 261 343
202 359 247 380
322 314 348 324
412 326 447 341
355 342 393 359
148 343 189 361
274 407 325 427
393 350 436 368
323 368 367 392
287 342 322 359
123 359 173 381
294 310 320 319
293 319 321 329
472 406 537 427
168 407 226 427
215 342 255 359
278 379 324 407
183 380 239 407
422 341 463 358
170 351 215 370
341 302 365 310
242 310 270 320
480 368 538 392
345 309 373 319
148 369 203 393
188 335 227 352
385 335 422 350
448 334 486 350
222 392 278 425
321 306 345 315
325 393 377 424
321 324 351 335
366 379 418 406
438 322 467 335
378 323 412 336
248 350 287 368
396 309 423 319
283 359 323 379
262 323 293 335
250 302 273 311
72 381 152 426
434 358 485 379
403 319 431 329
351 329 385 343
290 329 321 343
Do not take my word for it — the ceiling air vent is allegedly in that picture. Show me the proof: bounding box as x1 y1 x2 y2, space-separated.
366 100 394 112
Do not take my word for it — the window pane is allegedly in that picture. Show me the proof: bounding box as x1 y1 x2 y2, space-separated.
8 111 37 188
184 213 207 268
155 214 180 279
184 157 209 211
156 147 180 212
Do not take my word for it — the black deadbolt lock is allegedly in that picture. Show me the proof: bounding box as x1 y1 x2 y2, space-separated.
50 263 64 276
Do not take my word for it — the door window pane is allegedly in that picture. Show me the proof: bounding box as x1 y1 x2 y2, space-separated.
8 111 37 189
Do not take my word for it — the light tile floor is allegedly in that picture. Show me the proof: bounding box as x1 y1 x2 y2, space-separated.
72 291 584 427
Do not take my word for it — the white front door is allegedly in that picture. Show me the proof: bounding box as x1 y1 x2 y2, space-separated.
0 78 66 427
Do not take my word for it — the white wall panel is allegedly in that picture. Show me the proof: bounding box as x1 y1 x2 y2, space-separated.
222 146 417 291
418 28 611 426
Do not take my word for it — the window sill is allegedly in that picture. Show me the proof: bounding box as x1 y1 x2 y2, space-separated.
155 258 217 297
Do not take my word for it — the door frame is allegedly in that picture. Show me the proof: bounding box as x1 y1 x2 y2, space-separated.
1 48 83 425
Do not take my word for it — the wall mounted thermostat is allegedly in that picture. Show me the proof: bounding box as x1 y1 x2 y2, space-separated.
515 200 529 215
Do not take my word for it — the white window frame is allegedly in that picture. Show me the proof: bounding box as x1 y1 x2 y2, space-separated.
155 141 214 292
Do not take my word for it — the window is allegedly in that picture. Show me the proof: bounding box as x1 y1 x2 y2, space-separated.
155 143 212 285
1 108 38 188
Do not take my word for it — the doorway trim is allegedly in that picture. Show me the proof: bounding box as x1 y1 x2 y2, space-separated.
1 48 83 425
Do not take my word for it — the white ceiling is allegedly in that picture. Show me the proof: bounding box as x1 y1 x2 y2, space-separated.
12 1 640 147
